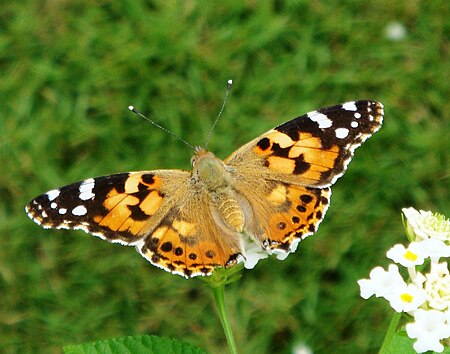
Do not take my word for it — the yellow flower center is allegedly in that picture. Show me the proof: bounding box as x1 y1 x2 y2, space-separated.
400 293 414 303
404 250 418 261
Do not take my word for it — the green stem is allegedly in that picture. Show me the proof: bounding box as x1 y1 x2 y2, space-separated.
379 311 402 354
211 284 238 354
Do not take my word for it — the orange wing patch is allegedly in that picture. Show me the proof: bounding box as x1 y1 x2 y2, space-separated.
254 131 339 181
93 173 164 238
263 184 331 252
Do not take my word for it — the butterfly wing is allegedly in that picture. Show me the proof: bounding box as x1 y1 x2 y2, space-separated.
225 176 332 254
26 170 243 277
226 100 383 187
225 100 383 252
26 171 190 244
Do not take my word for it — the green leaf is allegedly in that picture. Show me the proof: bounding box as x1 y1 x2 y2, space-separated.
385 331 416 354
63 335 207 354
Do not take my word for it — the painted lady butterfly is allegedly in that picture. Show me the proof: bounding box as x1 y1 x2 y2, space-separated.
26 100 383 277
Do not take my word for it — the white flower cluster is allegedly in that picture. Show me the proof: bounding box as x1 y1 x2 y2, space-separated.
358 207 450 353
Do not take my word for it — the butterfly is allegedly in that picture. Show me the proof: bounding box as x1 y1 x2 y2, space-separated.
26 100 383 278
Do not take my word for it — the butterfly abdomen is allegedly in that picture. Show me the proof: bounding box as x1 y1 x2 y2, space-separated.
214 192 245 232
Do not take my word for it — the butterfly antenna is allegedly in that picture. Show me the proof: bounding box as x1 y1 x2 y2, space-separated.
204 79 233 149
128 106 196 151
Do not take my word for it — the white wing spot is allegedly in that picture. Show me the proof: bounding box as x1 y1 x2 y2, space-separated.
307 111 333 128
46 189 60 201
335 128 349 139
72 205 88 216
79 178 95 201
42 211 48 218
58 208 67 215
342 101 357 111
51 202 57 209
351 121 359 128
354 112 362 119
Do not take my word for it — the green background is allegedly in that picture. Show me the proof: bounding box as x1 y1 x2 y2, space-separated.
1 1 448 353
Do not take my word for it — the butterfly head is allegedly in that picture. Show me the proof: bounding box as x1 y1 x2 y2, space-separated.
191 147 228 190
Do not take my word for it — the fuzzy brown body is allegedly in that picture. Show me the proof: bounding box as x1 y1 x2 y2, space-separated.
193 150 246 233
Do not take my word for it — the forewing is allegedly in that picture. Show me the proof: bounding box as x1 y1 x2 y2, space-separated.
26 170 189 245
225 100 383 187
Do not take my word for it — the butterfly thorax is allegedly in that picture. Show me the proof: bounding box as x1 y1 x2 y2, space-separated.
192 149 229 190
192 148 245 233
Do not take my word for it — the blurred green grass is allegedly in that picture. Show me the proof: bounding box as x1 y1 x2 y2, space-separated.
1 1 449 353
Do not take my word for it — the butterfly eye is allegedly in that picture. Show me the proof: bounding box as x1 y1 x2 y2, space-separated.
191 155 197 166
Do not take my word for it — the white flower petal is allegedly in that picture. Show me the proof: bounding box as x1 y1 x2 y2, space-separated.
416 239 450 261
409 268 426 287
358 279 375 299
388 283 426 313
386 243 425 267
358 265 407 301
406 309 450 353
242 237 269 269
